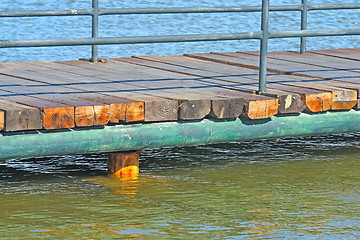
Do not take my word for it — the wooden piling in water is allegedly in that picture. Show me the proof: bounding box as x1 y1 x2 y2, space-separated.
108 151 139 178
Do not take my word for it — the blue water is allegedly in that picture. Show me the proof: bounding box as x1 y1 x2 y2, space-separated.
0 1 360 239
0 0 359 62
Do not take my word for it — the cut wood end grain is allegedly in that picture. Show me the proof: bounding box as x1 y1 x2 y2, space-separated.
125 102 145 122
330 90 358 110
243 99 278 119
277 94 306 114
75 106 96 127
4 108 42 132
74 105 110 127
108 103 127 123
42 107 75 130
144 100 178 122
302 92 332 112
178 99 211 120
0 101 43 132
0 111 4 131
209 98 244 119
94 105 111 126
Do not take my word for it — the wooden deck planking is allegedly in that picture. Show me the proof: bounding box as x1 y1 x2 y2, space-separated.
243 51 360 109
185 52 358 110
0 99 41 131
257 51 360 94
116 57 298 114
0 62 150 123
126 55 332 113
27 61 222 121
75 59 277 119
0 70 141 127
219 51 360 88
58 60 249 118
52 60 253 119
309 48 360 62
0 48 359 132
0 88 75 130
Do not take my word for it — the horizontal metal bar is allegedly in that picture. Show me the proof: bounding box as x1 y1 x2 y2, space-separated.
2 4 359 18
0 32 262 48
99 5 303 15
100 4 360 15
308 4 360 11
1 111 360 160
0 9 92 17
0 6 301 18
1 28 359 49
269 28 360 38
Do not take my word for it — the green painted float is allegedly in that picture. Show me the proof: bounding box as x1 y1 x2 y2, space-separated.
1 110 360 160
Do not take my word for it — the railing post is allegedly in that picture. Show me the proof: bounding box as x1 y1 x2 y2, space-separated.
259 0 270 93
91 0 99 62
300 0 308 53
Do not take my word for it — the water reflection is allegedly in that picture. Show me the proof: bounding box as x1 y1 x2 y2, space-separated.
0 133 359 238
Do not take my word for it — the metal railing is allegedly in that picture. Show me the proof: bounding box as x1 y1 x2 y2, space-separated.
1 0 360 92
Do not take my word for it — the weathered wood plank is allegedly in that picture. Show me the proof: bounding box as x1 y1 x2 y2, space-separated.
309 48 360 62
242 51 360 109
42 106 75 129
0 75 108 127
243 98 278 119
114 58 247 119
0 99 42 132
0 89 75 130
0 62 144 123
0 62 162 122
113 58 280 119
0 48 359 132
0 110 4 131
268 83 332 112
28 61 179 122
256 51 360 76
185 52 357 111
122 56 308 114
188 51 360 84
57 60 246 120
60 60 238 119
230 51 360 86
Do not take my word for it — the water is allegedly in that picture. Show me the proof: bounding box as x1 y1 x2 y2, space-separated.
0 0 360 239
1 134 360 238
0 0 359 61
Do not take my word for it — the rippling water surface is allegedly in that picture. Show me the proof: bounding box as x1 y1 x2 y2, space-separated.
0 0 359 61
1 134 359 239
0 0 360 239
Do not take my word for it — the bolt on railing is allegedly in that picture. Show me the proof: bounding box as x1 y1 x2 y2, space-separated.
0 1 360 93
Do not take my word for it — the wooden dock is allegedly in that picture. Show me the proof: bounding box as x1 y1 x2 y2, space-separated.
0 48 359 132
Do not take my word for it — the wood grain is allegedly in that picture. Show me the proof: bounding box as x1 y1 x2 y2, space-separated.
0 48 359 132
186 52 357 111
125 55 305 115
0 110 4 131
0 99 42 131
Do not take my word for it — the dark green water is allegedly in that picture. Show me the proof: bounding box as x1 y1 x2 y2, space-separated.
1 133 359 239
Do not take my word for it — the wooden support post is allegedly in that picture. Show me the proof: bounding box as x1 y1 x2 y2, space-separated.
108 151 139 178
